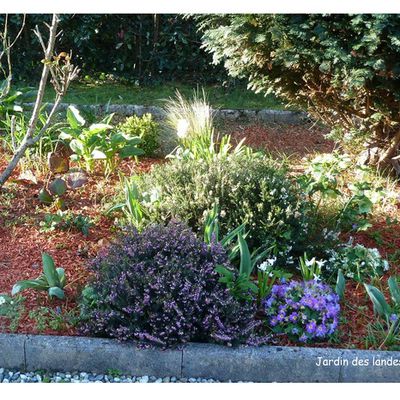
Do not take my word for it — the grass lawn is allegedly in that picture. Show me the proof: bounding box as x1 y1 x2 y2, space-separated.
42 81 290 110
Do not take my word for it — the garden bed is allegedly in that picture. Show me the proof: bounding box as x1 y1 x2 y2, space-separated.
0 112 399 352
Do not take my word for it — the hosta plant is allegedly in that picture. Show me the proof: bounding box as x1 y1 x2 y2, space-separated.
38 171 88 209
59 106 144 174
12 253 66 300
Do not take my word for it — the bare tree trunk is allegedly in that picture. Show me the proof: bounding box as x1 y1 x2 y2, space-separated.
0 14 78 188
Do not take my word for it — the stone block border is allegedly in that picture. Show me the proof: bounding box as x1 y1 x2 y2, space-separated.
1 333 400 382
26 103 309 124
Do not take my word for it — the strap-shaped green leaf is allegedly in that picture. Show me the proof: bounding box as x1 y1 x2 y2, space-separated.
48 287 65 300
238 232 252 277
388 277 400 305
56 268 66 288
335 270 346 300
365 283 391 318
42 253 60 288
11 280 47 296
221 223 246 247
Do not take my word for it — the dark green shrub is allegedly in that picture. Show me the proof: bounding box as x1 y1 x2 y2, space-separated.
197 14 400 172
117 114 159 157
2 14 226 84
133 152 311 256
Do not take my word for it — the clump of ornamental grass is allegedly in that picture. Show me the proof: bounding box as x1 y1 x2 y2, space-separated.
79 222 260 347
264 280 340 343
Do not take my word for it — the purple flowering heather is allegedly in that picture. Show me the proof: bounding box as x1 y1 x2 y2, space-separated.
263 280 340 343
79 222 259 347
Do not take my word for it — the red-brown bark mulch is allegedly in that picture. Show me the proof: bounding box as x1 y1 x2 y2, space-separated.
0 156 162 335
226 121 335 158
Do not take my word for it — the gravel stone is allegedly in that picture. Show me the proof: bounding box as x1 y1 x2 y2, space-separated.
0 367 247 383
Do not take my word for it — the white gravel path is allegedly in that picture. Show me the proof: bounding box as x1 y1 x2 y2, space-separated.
0 368 243 383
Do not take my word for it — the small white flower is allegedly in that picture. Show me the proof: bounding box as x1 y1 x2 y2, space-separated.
150 188 159 203
313 274 321 282
305 257 316 267
383 260 390 271
0 296 5 305
176 119 190 139
259 256 277 271
258 262 268 272
316 260 326 269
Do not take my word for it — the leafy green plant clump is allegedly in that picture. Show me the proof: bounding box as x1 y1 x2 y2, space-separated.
117 114 159 157
59 106 144 175
0 294 25 332
40 210 93 236
298 152 393 232
326 243 389 283
12 253 66 300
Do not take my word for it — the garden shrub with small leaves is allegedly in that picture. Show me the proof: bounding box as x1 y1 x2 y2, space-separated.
132 152 312 256
117 114 160 157
79 222 259 347
264 280 340 343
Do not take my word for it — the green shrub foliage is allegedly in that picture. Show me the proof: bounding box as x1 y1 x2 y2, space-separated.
197 15 400 170
134 152 311 255
117 114 159 157
2 14 226 83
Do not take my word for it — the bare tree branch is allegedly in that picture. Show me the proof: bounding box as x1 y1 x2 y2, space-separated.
0 14 79 187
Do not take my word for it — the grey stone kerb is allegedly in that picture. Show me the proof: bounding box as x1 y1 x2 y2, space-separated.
1 333 400 382
26 102 309 124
